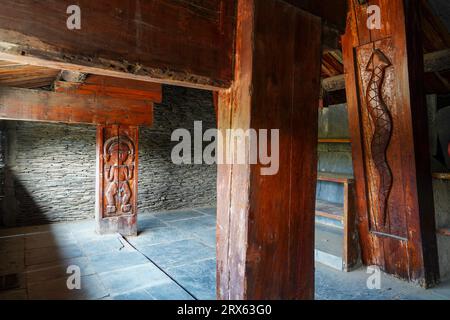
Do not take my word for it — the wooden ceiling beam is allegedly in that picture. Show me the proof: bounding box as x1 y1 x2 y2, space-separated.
0 0 236 90
424 49 450 73
322 24 343 52
283 0 347 31
0 86 153 126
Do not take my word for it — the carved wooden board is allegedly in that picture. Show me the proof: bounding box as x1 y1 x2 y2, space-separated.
355 39 408 238
342 0 439 287
96 125 138 236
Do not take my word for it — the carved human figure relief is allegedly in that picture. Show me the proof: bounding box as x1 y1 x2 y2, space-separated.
103 135 135 216
365 49 393 228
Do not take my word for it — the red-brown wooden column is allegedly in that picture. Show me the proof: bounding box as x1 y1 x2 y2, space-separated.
96 125 139 236
342 0 439 286
217 0 322 299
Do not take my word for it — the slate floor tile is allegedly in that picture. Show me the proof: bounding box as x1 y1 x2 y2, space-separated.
75 230 117 244
167 216 216 235
79 237 133 256
145 282 194 300
4 209 448 301
66 220 96 234
25 244 83 267
138 216 167 231
25 232 77 250
154 210 205 222
167 259 216 300
192 227 216 248
28 274 108 300
87 251 149 274
26 256 95 284
99 264 171 295
112 288 154 300
0 289 28 300
194 208 216 216
0 251 25 275
139 239 215 268
0 236 25 254
428 278 450 299
129 227 191 247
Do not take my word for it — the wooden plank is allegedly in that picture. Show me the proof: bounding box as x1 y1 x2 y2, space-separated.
318 138 351 144
343 182 359 271
55 75 162 103
424 49 450 73
217 0 321 300
95 125 138 236
212 91 219 126
0 0 236 89
433 173 450 180
0 87 153 126
316 210 343 222
317 172 354 183
0 64 60 88
420 0 450 53
342 0 439 287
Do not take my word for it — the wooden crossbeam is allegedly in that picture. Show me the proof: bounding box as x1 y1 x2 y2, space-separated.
54 75 162 103
323 49 450 92
0 0 236 89
0 86 153 126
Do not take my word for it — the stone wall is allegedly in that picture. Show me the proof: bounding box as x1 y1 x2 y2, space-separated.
0 85 216 227
138 86 216 213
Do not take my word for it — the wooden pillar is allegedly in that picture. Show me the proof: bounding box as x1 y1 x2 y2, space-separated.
95 125 139 236
217 0 322 299
342 0 439 286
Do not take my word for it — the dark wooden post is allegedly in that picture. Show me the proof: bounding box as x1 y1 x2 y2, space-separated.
96 125 139 236
342 0 439 286
217 0 322 299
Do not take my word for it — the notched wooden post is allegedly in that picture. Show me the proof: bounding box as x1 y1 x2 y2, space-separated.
217 0 324 300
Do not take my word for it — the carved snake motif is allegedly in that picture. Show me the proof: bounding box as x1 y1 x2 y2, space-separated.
365 49 393 227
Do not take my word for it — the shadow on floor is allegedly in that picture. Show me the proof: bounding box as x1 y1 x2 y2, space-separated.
1 207 449 300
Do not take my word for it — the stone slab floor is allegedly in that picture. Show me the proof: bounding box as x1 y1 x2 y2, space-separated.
0 208 449 300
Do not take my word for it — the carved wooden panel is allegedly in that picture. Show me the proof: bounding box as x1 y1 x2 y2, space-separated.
96 125 138 236
343 0 439 286
355 38 405 236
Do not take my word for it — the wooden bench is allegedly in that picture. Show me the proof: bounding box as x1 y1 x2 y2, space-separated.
316 172 359 271
433 173 450 238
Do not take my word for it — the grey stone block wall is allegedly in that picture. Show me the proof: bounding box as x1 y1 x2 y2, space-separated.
0 85 216 227
138 86 216 213
1 121 97 226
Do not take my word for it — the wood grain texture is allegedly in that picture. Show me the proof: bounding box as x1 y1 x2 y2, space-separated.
283 0 347 31
0 62 60 88
217 0 322 300
0 87 153 126
342 0 439 287
343 181 359 271
96 125 138 236
0 0 236 89
55 75 162 103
